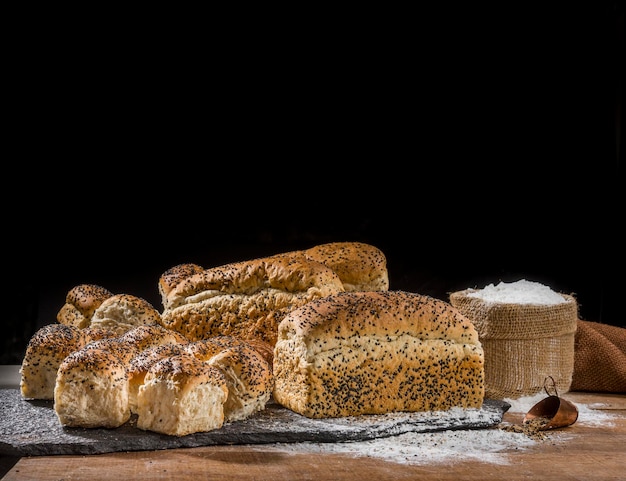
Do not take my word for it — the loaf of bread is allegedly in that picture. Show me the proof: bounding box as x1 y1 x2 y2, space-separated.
54 347 131 428
57 284 114 328
20 324 113 399
136 352 229 436
273 290 485 418
159 242 388 347
160 254 345 346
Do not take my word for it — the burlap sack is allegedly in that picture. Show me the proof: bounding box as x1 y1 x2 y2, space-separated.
571 320 626 392
450 290 578 399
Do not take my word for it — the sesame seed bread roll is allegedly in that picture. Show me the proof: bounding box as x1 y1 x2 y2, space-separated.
185 340 273 422
54 348 130 428
89 293 163 335
127 343 188 413
136 353 229 436
301 242 389 292
273 291 485 418
207 346 273 422
161 255 345 346
20 324 114 400
57 284 114 329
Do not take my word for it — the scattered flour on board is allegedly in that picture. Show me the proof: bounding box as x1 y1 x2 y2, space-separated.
252 393 617 466
466 279 568 305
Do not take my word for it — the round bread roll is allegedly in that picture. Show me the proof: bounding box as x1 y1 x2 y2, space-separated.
57 284 114 328
54 347 130 428
273 290 485 418
20 323 115 400
136 352 229 436
89 293 162 335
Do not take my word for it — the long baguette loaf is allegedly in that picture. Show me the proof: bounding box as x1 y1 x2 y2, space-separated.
273 290 485 418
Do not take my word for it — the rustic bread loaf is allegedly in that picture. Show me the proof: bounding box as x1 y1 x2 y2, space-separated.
54 347 131 428
273 290 485 418
160 254 345 346
20 324 113 400
136 352 229 436
57 284 114 328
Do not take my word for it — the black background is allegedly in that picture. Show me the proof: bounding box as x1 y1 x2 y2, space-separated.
4 4 624 363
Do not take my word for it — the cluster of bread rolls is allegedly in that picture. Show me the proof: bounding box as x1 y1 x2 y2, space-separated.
20 241 485 435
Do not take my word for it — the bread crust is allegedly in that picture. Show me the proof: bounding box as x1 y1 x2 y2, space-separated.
302 241 389 292
161 255 344 346
158 263 205 307
273 290 485 418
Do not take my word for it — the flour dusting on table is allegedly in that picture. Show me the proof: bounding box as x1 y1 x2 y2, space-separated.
252 394 617 466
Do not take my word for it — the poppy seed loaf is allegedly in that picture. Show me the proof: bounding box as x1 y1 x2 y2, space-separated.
160 255 346 346
272 291 485 418
159 242 389 347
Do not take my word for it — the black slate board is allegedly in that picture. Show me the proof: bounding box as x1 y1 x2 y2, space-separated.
0 389 510 457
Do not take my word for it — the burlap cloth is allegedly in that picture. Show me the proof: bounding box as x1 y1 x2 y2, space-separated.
571 320 626 393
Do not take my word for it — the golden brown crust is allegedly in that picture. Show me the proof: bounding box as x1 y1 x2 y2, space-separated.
302 242 389 292
20 324 86 399
273 290 484 418
82 324 188 364
158 263 205 307
161 255 344 346
57 284 114 329
279 291 480 348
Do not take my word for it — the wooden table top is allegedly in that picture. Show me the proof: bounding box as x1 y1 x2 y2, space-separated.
2 391 624 481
